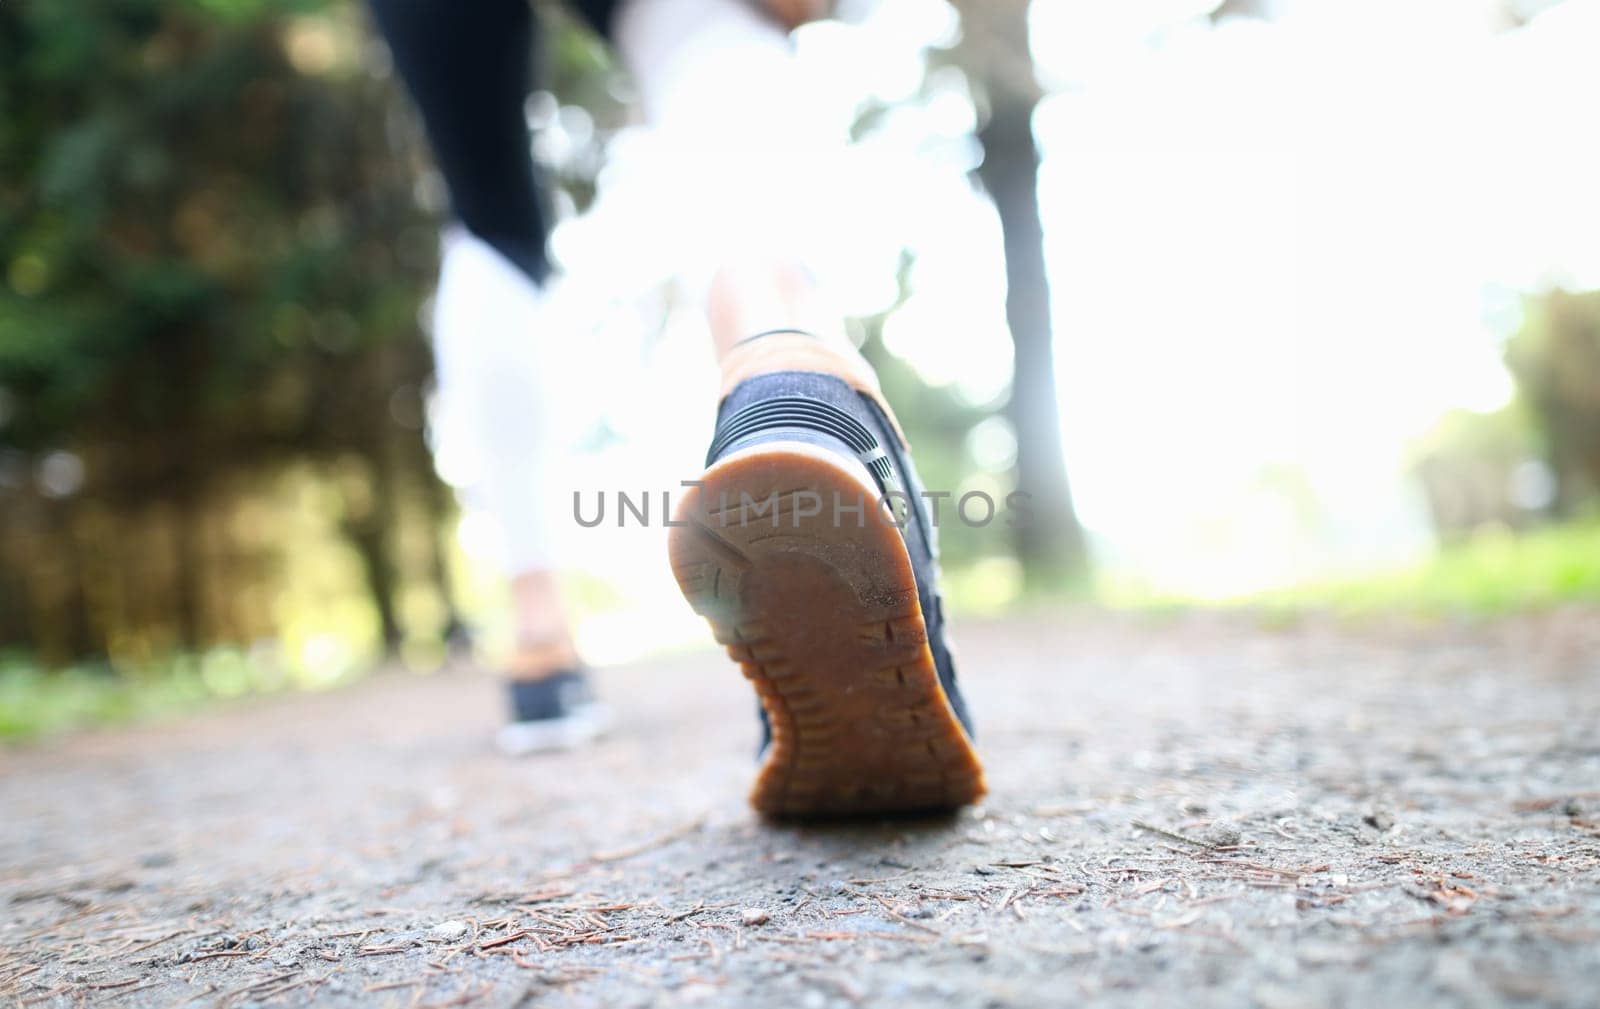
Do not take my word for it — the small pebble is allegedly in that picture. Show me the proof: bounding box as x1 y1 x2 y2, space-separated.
1204 822 1243 847
740 908 771 927
428 920 468 941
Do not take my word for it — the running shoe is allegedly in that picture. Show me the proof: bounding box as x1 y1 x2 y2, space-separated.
495 669 611 755
669 362 986 816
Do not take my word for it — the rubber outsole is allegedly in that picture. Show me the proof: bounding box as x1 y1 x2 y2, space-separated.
668 440 986 818
494 703 611 756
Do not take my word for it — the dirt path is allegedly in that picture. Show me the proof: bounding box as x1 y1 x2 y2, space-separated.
3 612 1599 1008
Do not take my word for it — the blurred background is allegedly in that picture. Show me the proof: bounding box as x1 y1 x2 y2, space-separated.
3 0 1598 740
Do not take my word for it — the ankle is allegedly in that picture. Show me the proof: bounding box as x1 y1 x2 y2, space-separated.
717 329 878 399
506 634 582 681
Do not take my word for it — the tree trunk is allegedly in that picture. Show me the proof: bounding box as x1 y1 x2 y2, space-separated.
342 453 405 660
50 501 98 663
957 0 1089 588
417 448 472 656
172 488 205 653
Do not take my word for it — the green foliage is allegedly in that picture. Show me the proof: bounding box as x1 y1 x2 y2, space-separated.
0 0 433 451
0 641 361 742
1505 288 1600 513
0 0 457 667
1415 404 1537 462
1409 402 1543 538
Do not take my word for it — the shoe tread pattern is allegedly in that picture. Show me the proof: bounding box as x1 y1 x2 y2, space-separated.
669 442 985 817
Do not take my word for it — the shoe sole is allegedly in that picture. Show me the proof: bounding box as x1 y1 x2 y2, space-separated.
495 703 612 756
668 440 986 818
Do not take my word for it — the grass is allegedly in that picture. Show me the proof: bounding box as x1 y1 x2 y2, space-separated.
1247 519 1600 617
0 660 209 743
0 646 364 744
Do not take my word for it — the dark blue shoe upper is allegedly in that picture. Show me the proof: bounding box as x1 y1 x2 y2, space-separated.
707 368 975 743
507 669 595 723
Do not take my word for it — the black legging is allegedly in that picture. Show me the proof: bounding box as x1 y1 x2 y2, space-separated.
368 0 620 284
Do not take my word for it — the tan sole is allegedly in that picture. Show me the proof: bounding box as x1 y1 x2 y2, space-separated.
668 440 986 818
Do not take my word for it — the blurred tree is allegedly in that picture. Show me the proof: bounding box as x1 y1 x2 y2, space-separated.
1506 288 1600 516
950 0 1089 591
0 0 455 663
1410 405 1546 539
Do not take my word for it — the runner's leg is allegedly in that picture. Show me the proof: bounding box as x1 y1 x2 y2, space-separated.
369 0 579 678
